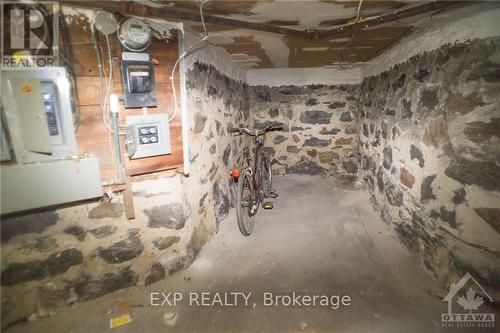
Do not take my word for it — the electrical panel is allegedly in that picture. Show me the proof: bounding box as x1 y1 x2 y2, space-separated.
121 52 157 108
125 114 171 159
1 67 77 163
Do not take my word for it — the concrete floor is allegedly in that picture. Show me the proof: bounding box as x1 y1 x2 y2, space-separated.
7 175 496 332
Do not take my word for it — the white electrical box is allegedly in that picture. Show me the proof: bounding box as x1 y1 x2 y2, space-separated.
1 157 103 214
1 68 77 163
125 114 171 159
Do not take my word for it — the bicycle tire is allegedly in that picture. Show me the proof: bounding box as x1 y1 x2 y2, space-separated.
261 153 272 197
236 170 255 236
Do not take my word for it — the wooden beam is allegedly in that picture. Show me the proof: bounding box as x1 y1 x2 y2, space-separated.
60 0 311 37
61 0 473 40
316 1 472 38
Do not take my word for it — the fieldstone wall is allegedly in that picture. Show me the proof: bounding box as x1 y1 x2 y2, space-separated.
0 62 249 327
249 85 360 177
358 38 500 293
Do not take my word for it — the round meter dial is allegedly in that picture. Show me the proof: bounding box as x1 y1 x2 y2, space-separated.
118 18 151 52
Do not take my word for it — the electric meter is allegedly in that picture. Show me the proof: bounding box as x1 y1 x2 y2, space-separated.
118 18 152 52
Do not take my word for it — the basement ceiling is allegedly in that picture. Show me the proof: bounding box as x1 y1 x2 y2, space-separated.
142 0 465 69
87 0 469 69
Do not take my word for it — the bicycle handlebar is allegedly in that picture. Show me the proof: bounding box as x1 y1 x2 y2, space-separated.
228 125 284 136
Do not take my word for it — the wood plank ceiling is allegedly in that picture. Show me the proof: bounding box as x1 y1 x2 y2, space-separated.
143 0 466 68
64 0 469 69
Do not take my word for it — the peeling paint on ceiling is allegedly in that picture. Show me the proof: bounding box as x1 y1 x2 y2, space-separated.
146 0 443 69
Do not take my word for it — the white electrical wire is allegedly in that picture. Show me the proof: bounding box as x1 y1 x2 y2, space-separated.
103 34 114 131
168 0 209 122
336 0 364 69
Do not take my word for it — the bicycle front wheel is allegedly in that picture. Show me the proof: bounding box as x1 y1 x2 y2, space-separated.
236 170 256 236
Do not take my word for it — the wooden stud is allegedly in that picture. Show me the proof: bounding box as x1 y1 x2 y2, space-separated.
123 175 135 220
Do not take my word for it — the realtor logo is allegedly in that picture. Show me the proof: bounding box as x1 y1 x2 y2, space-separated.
1 1 59 67
442 272 495 328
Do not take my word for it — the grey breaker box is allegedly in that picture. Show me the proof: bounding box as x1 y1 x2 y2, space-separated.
125 114 171 159
121 52 157 108
1 67 78 163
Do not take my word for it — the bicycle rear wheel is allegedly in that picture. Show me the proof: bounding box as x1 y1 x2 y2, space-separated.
261 153 272 197
236 170 256 236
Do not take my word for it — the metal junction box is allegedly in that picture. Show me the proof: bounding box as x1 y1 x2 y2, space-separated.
125 114 171 159
121 52 157 108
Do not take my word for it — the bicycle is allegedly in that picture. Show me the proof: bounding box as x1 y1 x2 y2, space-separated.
228 124 284 236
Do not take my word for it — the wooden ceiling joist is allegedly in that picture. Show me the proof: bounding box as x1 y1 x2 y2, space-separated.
61 0 471 40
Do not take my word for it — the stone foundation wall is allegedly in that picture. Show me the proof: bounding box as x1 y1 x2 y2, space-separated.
0 62 249 327
249 85 360 177
358 38 500 293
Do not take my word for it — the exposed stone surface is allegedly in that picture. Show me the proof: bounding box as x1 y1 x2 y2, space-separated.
345 125 357 134
385 183 403 207
127 228 140 238
343 160 358 174
193 113 207 133
89 225 117 239
152 236 180 250
207 85 217 97
287 157 327 175
1 249 83 286
21 236 58 253
273 135 287 144
400 168 415 188
305 98 319 106
382 146 392 170
339 112 353 122
300 111 332 124
328 101 346 109
320 127 341 135
410 145 425 168
474 208 500 233
98 237 144 264
222 143 231 166
269 108 279 117
190 222 209 256
88 202 123 219
0 61 250 326
319 151 338 163
213 180 231 224
1 211 58 242
437 206 457 228
74 268 138 301
445 158 500 192
144 203 188 229
358 38 500 293
287 146 300 153
64 225 86 241
452 188 467 205
464 117 500 143
145 263 166 286
421 88 438 110
303 137 331 147
421 175 437 202
335 137 353 145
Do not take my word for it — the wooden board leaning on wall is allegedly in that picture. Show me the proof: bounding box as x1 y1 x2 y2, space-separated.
63 15 183 182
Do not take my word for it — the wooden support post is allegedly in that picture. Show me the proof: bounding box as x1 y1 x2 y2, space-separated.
123 175 135 220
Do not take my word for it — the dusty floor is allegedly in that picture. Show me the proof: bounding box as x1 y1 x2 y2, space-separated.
6 175 498 332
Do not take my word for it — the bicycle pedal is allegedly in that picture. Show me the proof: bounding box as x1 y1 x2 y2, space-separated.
262 202 274 209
